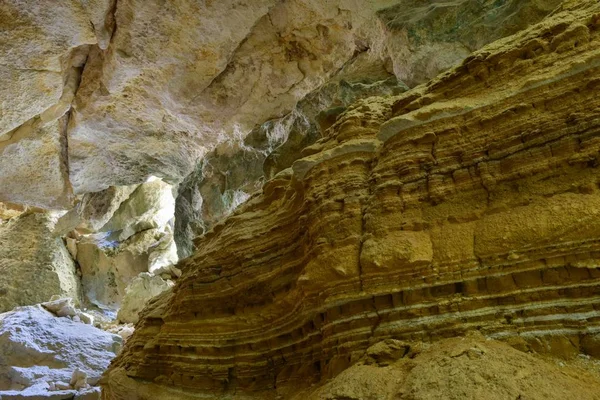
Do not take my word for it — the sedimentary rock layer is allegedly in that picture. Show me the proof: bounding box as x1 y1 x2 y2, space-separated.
105 1 600 398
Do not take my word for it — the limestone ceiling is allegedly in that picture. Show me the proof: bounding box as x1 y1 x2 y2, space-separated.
0 0 561 209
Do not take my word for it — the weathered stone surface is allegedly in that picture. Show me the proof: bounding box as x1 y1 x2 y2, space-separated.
0 0 97 209
0 119 73 210
104 2 600 398
376 0 563 87
67 0 276 193
73 178 178 311
0 213 80 313
79 0 116 50
117 273 173 324
100 178 175 242
298 334 600 400
0 305 121 398
0 0 96 136
174 62 407 257
76 232 154 312
66 0 559 195
55 184 139 235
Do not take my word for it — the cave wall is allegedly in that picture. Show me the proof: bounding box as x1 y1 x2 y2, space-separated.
103 1 600 398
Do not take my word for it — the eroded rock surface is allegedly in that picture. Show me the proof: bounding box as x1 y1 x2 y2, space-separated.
117 273 174 324
174 60 408 257
104 2 600 398
298 333 600 400
0 213 80 313
2 0 560 208
0 305 121 399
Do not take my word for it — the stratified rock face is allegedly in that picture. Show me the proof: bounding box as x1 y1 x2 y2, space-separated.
0 305 121 397
104 2 600 398
0 213 80 313
174 62 407 258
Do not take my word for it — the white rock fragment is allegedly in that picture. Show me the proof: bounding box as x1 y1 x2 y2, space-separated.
70 369 88 390
106 324 135 342
54 381 71 391
77 312 94 326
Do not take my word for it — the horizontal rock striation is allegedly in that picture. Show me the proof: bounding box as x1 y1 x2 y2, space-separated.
104 2 600 399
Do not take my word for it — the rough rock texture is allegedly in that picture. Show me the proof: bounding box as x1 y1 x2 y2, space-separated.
104 2 600 398
117 273 174 324
70 178 178 314
295 333 600 400
56 184 139 235
0 0 557 206
0 0 96 209
174 60 408 257
0 305 121 398
171 0 558 257
0 0 96 135
0 118 74 210
100 178 175 242
377 0 563 87
0 213 80 313
76 227 174 313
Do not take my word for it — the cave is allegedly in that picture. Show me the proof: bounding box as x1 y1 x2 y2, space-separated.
2 1 600 399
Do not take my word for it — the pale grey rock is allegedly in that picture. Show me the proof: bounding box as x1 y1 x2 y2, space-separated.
375 0 563 87
77 312 94 326
0 389 77 400
75 236 150 311
0 306 120 397
73 179 178 312
0 119 72 210
69 369 87 390
0 66 62 141
0 0 96 136
73 387 101 400
52 383 70 391
79 0 116 50
0 1 98 209
0 213 80 313
66 0 405 193
76 228 176 311
68 0 278 193
100 178 175 241
55 184 139 235
41 298 77 318
105 325 134 342
117 273 174 324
